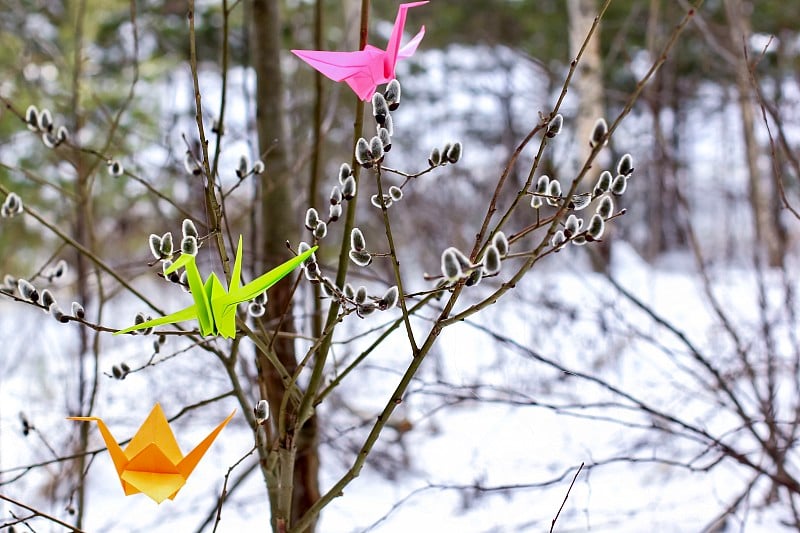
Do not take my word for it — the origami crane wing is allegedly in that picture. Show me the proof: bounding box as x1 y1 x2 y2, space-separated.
68 404 236 504
291 1 428 101
213 237 318 338
290 48 386 102
114 304 199 336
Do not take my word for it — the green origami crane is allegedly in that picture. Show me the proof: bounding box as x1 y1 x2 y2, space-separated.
115 236 317 339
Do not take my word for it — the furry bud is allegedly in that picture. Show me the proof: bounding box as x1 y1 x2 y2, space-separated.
338 163 352 184
372 92 390 125
383 112 394 136
355 286 368 305
160 232 174 258
350 228 366 252
149 234 163 260
253 290 268 305
349 250 372 267
25 105 39 131
313 221 328 239
384 79 401 110
446 142 462 164
330 186 343 205
428 147 441 167
254 400 269 424
370 194 392 209
492 231 509 257
551 230 567 249
342 175 357 200
378 286 399 310
547 179 562 206
2 192 23 217
596 195 614 218
39 109 53 132
482 245 501 275
610 175 628 196
42 132 57 148
389 186 403 202
369 136 384 161
50 303 67 323
52 259 67 279
184 152 202 175
329 203 342 222
181 235 198 256
564 215 582 238
236 155 249 179
41 289 55 310
358 302 377 316
343 284 355 300
586 214 605 240
182 219 198 239
355 138 372 168
108 160 124 177
568 194 592 211
56 125 69 144
590 118 608 148
617 153 634 176
546 114 563 138
532 175 550 208
305 208 320 230
594 171 612 196
17 279 38 302
71 302 85 319
379 127 392 152
248 302 265 318
441 248 465 281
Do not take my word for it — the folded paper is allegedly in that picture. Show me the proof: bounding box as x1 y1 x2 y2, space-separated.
115 235 317 338
68 403 235 504
292 1 428 101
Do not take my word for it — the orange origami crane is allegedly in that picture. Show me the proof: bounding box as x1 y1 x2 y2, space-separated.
68 403 235 504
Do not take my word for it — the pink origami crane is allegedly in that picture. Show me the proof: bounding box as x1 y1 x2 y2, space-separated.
291 1 428 101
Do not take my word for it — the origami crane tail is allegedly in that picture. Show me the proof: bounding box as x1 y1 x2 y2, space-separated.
178 410 236 478
67 416 128 478
384 1 429 76
397 26 426 60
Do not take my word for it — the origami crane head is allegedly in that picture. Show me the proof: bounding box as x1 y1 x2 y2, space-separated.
68 404 235 504
291 1 428 101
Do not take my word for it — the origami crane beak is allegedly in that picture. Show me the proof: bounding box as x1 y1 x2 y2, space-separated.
68 403 235 504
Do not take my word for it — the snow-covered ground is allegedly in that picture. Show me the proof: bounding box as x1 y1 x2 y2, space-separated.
1 238 797 532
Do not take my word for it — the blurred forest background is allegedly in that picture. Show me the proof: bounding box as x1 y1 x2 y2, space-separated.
1 0 800 531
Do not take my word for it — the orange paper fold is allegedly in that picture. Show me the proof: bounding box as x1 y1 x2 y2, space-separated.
68 403 235 503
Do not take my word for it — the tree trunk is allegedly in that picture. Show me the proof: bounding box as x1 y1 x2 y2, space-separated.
724 0 783 266
250 1 320 530
567 0 608 269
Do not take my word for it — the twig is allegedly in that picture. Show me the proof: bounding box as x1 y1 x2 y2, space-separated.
0 494 85 532
212 446 256 533
549 462 584 533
